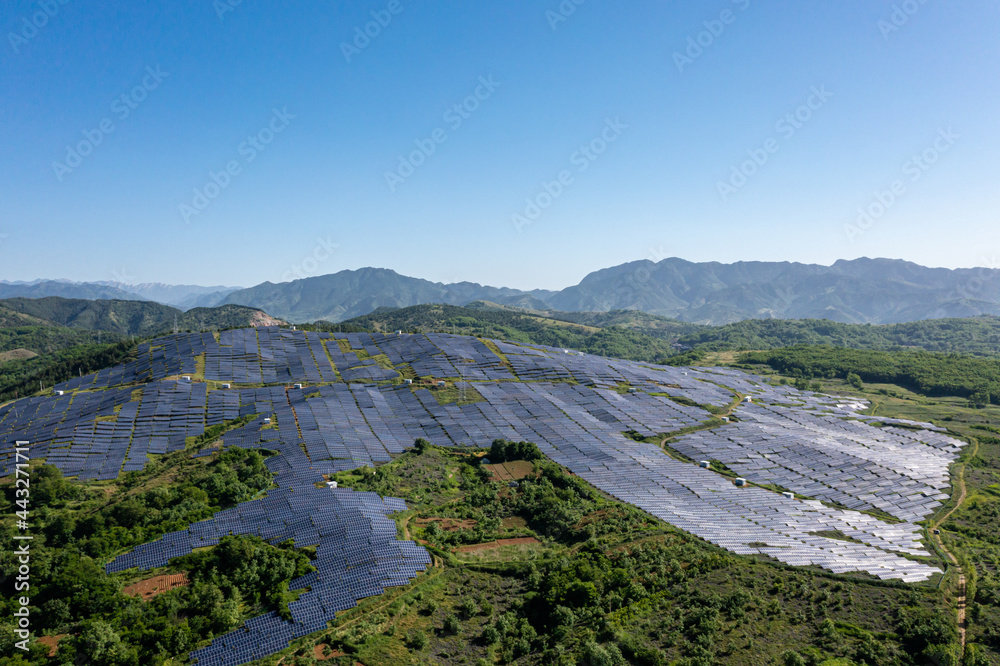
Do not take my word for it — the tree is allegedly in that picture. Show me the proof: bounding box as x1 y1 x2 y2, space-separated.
846 372 863 390
406 630 428 650
69 620 135 666
969 390 990 409
413 437 431 454
211 597 243 632
781 651 806 666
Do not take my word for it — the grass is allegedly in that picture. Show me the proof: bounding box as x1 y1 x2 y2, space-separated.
303 445 964 665
734 364 1000 659
428 382 486 406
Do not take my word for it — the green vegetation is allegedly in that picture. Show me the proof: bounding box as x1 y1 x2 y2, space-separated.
0 297 279 338
739 346 1000 406
677 316 1000 357
738 353 1000 662
0 339 138 403
487 439 544 464
0 326 128 357
0 448 310 666
329 304 685 364
6 307 1000 663
331 305 1000 371
311 444 960 665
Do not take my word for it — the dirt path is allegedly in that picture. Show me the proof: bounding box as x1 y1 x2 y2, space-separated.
319 519 442 641
929 436 978 651
658 390 744 458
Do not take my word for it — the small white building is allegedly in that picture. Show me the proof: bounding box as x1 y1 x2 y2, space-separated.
721 416 730 422
734 477 748 487
404 378 413 385
743 396 753 403
221 383 231 389
326 481 338 489
699 460 711 469
55 390 65 396
782 491 794 500
182 376 191 381
293 383 303 389
263 417 271 425
436 380 446 387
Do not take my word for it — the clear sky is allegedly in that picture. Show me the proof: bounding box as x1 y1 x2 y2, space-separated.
2 1 998 291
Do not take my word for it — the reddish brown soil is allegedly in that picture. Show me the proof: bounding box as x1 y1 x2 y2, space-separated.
37 635 67 657
122 572 189 600
313 644 346 661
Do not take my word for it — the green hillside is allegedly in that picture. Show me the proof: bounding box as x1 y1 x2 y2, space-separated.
0 297 283 337
738 346 1000 406
0 299 284 403
678 317 1000 356
331 304 684 364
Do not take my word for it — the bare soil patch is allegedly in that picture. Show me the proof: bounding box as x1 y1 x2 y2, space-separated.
313 644 346 661
483 460 535 482
37 634 67 657
455 537 540 553
123 572 189 600
0 348 38 363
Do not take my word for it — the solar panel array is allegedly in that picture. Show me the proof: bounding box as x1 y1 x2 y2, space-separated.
670 403 959 523
0 327 969 665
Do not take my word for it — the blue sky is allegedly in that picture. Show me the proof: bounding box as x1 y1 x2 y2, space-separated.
2 1 998 290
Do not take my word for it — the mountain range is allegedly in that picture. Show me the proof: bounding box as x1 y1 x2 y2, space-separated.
0 280 241 309
8 258 1000 326
222 258 1000 325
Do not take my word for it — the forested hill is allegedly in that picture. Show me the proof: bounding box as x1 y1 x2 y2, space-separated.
678 316 1000 356
740 345 1000 406
327 304 689 364
335 304 1000 359
0 298 284 402
0 297 283 337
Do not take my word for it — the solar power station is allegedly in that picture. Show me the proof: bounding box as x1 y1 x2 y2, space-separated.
0 327 966 665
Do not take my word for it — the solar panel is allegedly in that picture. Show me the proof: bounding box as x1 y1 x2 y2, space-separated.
0 327 965 666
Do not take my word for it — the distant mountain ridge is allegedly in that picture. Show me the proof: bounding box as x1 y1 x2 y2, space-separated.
11 258 1000 325
222 258 1000 325
221 267 547 323
98 282 242 308
0 280 146 302
0 280 241 309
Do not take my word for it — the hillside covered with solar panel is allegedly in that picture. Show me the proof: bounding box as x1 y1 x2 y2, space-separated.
0 327 971 664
